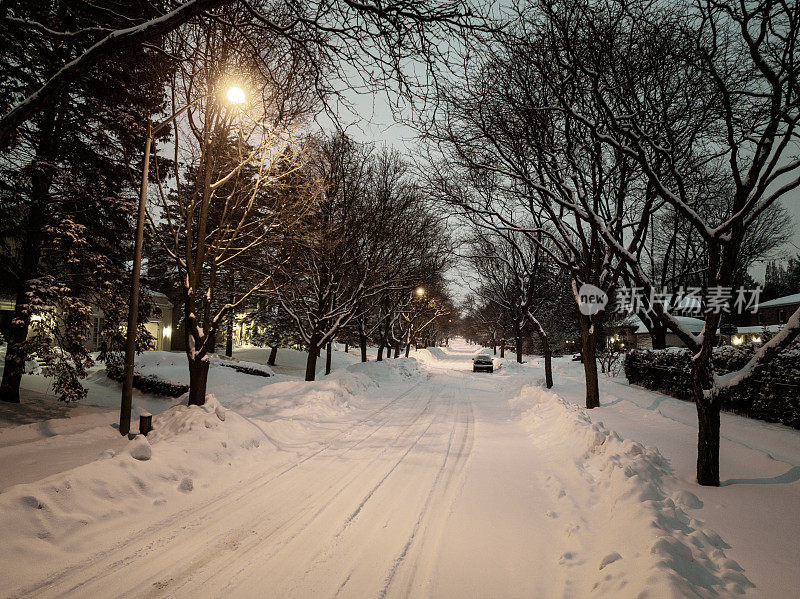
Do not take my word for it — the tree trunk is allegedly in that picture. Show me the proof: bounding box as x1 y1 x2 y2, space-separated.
528 316 553 389
394 343 400 358
187 357 210 406
225 313 233 357
694 397 720 486
267 344 278 366
493 341 497 355
405 341 411 357
325 341 332 375
0 157 49 403
651 325 667 350
344 343 348 354
359 320 368 363
542 335 553 388
580 314 600 409
692 350 720 486
377 344 384 361
500 338 505 358
0 287 32 403
515 325 523 363
305 331 319 381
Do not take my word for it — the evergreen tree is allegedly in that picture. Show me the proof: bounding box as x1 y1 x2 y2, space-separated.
0 1 170 402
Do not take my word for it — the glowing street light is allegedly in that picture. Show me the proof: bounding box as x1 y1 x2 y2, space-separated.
416 287 425 297
119 84 245 436
226 85 246 105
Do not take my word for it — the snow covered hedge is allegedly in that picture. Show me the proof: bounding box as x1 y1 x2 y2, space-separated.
105 364 189 398
623 342 800 429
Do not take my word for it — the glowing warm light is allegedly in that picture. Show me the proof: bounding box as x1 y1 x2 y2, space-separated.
163 326 172 339
732 335 744 346
226 86 246 105
416 287 425 296
30 314 42 322
751 336 762 343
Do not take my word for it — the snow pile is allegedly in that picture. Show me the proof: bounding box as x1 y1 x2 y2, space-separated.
346 356 421 383
0 394 268 596
421 346 449 360
226 368 382 429
512 384 754 598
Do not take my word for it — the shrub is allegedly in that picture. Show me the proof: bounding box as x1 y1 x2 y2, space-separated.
218 362 271 377
623 342 800 429
106 364 189 398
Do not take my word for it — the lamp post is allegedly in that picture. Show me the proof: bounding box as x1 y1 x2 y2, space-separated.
119 86 246 436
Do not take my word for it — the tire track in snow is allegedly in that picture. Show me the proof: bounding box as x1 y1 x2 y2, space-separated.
381 391 475 599
210 385 453 598
176 386 443 598
15 377 434 599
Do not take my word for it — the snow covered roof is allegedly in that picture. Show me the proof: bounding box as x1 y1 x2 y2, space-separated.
145 290 173 307
758 293 800 308
617 314 706 334
735 324 784 334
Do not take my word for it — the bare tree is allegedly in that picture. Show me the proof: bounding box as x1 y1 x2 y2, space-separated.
276 137 450 380
0 0 488 147
149 22 317 405
540 0 800 485
462 229 560 386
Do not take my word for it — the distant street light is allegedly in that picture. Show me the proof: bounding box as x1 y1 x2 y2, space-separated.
119 85 245 436
416 287 425 296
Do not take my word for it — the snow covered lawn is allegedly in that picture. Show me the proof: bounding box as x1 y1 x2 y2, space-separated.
0 342 797 597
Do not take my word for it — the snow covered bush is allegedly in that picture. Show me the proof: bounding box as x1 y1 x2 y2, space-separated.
105 366 189 398
624 342 800 428
218 362 271 378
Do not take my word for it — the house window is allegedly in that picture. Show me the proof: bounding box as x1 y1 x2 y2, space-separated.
90 316 104 347
757 312 763 325
778 309 785 324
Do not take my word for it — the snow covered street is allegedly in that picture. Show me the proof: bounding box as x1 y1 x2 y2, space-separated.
0 343 798 598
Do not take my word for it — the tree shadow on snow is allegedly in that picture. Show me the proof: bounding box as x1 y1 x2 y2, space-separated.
720 465 800 486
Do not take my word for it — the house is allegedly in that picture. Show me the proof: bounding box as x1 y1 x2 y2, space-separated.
0 291 173 352
742 293 800 328
609 314 707 350
727 292 800 345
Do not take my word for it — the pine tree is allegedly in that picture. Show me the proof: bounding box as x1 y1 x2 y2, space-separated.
0 1 170 402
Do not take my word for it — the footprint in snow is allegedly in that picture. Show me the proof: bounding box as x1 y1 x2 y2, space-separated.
599 552 622 570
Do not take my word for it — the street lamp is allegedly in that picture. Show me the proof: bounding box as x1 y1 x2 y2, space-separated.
226 85 246 105
416 287 425 297
119 85 245 436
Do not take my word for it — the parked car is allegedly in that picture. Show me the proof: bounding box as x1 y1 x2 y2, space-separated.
473 354 494 373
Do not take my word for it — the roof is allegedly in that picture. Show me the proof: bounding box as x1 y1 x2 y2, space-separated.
616 314 707 334
735 324 784 334
758 293 800 308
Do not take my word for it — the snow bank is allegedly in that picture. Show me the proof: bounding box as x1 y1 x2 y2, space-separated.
346 357 421 383
512 384 754 598
420 347 449 360
0 392 269 597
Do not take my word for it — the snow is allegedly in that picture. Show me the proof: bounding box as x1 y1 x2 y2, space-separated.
0 341 797 597
756 293 800 308
621 313 706 334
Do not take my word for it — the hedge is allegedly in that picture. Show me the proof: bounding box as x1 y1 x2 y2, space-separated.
106 365 189 398
218 362 271 377
623 342 800 429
